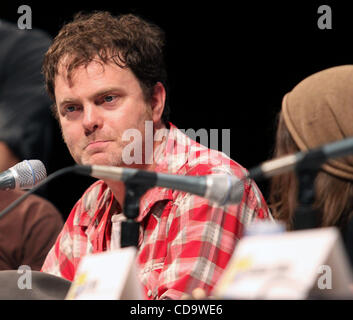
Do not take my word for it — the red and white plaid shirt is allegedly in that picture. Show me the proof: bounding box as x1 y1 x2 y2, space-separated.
42 123 270 299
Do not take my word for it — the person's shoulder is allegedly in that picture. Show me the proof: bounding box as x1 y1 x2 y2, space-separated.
0 19 17 35
0 189 62 223
0 19 51 56
168 124 246 177
26 191 59 210
185 137 248 178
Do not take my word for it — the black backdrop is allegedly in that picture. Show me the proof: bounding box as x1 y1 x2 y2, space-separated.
1 1 352 220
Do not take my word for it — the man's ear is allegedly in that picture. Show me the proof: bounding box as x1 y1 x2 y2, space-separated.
150 82 166 124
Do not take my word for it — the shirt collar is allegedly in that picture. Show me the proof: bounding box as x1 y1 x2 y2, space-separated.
74 182 117 227
152 122 191 174
75 122 192 226
136 122 190 221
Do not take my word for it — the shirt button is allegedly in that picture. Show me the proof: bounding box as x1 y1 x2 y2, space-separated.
147 290 152 297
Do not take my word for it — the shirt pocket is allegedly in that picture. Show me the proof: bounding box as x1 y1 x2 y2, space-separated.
140 261 164 299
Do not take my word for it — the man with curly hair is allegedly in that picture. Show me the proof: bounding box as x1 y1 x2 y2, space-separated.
41 11 270 299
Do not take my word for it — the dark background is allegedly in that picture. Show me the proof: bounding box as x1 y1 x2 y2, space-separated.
1 1 352 220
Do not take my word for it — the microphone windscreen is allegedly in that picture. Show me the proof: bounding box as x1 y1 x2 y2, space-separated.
14 160 47 189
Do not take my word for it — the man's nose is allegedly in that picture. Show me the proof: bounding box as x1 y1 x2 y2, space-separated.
82 104 103 135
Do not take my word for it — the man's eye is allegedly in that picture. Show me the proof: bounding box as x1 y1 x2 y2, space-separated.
103 95 116 103
66 105 77 113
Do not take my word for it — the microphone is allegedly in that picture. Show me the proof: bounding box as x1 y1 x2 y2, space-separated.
74 165 245 205
0 160 47 190
0 163 75 219
248 136 353 181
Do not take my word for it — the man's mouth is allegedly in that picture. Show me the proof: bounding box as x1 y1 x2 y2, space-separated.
85 140 112 150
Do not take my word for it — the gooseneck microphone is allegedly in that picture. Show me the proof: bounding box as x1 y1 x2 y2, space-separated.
74 165 245 206
248 136 353 181
0 160 47 190
0 161 246 220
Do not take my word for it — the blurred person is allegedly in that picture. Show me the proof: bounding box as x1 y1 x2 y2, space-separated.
0 19 53 171
269 65 353 265
0 189 63 271
0 20 63 270
41 11 271 299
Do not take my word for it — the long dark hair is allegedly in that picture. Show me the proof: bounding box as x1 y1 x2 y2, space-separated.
269 112 353 230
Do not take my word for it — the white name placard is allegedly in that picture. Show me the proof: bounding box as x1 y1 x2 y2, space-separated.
213 227 353 299
66 247 143 300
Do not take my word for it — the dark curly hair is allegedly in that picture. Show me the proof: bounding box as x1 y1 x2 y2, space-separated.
42 11 170 123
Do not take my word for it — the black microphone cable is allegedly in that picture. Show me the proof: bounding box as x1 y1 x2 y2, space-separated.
0 166 78 219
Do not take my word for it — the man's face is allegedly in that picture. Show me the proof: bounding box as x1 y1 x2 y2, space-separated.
54 59 153 167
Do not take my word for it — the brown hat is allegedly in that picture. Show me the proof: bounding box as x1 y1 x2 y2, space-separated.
282 65 353 181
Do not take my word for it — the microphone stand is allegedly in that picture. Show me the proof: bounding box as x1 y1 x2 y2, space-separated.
121 181 153 248
292 150 325 230
118 169 158 247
